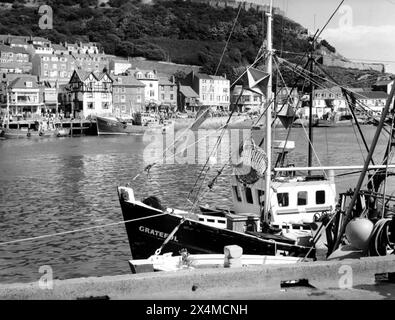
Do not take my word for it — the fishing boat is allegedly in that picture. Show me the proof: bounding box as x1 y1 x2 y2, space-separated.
96 115 173 135
0 121 70 139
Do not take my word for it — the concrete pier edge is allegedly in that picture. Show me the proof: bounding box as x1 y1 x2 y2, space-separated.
1 255 395 299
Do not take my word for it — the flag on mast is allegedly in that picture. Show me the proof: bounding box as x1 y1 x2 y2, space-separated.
246 67 269 95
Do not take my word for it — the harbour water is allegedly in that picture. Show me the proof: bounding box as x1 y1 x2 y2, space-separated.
1 125 394 284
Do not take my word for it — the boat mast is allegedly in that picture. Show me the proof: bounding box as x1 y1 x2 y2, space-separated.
308 39 315 175
264 0 273 218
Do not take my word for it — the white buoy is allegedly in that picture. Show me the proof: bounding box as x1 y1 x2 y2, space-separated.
345 218 374 250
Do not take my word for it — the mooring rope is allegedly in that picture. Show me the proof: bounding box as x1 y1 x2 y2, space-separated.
0 212 168 246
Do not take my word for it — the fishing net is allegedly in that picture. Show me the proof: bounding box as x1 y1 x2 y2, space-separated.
233 139 268 185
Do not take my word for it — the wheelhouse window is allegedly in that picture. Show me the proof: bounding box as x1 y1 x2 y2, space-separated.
316 190 326 204
245 187 253 204
297 191 308 205
277 193 289 207
233 186 242 202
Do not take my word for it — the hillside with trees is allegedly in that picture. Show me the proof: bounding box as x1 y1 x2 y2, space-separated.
0 0 387 87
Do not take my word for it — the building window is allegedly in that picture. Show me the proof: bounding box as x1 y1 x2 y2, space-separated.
150 90 154 97
277 193 289 207
120 95 125 102
115 95 119 102
149 83 153 88
137 95 141 102
161 94 165 100
121 105 126 112
245 187 253 204
233 186 242 202
121 87 126 93
316 190 326 204
170 94 174 100
88 102 94 109
102 102 109 109
297 191 308 206
114 87 119 93
160 86 164 91
25 81 32 88
44 64 48 69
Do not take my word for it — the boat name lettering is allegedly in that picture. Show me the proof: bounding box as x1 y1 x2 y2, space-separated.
139 226 178 242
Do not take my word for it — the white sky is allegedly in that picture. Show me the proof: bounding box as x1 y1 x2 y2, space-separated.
271 0 395 73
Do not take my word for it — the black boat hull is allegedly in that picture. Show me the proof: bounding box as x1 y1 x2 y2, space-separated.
118 187 311 259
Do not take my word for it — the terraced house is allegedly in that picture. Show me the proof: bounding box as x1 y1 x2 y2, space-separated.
32 53 75 86
0 75 42 117
131 69 159 110
112 74 145 116
0 44 31 73
158 77 177 111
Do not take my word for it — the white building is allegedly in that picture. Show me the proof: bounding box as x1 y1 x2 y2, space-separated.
109 59 132 75
131 69 159 107
184 71 230 110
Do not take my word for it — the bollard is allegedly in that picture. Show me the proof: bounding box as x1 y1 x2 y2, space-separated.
224 245 243 268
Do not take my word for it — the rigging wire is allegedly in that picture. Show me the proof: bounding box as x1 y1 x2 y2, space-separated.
215 3 243 76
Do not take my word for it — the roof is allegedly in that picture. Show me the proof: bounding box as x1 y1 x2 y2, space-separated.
8 75 39 89
8 38 27 45
131 68 158 80
73 69 90 81
72 69 113 82
210 75 228 80
52 44 67 51
113 75 144 87
194 73 212 80
355 91 388 100
0 44 28 54
179 85 199 98
1 73 27 82
159 77 175 86
110 58 130 64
